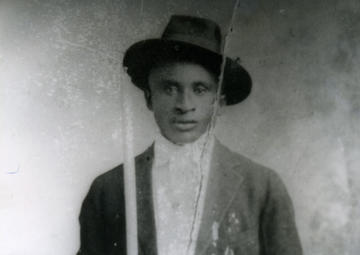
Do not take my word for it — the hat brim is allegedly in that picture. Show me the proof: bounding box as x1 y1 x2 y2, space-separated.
123 39 252 105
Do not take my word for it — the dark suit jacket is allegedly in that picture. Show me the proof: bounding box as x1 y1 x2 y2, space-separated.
77 140 302 255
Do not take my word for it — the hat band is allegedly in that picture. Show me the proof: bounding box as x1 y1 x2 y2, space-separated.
163 33 221 53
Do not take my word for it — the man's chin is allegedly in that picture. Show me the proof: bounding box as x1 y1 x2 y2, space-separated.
165 131 201 145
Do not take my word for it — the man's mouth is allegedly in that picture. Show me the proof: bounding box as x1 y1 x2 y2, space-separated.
173 120 197 131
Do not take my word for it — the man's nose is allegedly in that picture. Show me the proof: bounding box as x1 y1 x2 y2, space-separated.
174 92 195 114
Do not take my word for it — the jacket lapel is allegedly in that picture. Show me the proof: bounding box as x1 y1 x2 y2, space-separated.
195 140 244 254
135 144 157 255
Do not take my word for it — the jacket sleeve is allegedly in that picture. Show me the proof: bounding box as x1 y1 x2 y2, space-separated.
77 177 107 255
260 171 303 255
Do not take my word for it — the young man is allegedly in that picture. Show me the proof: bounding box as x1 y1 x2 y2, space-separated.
77 15 302 255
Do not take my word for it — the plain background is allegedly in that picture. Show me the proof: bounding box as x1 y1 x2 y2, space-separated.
1 0 359 254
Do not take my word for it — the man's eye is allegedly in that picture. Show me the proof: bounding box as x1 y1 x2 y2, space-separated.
193 85 208 95
163 85 177 94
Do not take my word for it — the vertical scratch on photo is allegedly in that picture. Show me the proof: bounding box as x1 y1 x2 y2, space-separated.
140 0 144 16
194 2 242 255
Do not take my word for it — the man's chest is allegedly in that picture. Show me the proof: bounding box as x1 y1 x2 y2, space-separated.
152 160 203 255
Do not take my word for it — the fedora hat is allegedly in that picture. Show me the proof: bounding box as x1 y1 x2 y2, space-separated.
123 15 252 105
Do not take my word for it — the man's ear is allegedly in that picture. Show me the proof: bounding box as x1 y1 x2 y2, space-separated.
144 89 153 111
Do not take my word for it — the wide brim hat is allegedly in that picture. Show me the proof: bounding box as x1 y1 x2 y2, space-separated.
123 15 252 105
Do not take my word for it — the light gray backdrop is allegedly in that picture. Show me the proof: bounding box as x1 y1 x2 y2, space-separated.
1 0 359 254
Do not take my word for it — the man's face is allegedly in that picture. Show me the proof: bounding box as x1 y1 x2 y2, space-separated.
147 62 222 144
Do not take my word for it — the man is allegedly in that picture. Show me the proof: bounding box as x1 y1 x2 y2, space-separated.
77 15 302 255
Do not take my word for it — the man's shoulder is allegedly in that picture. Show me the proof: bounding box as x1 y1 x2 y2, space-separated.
215 141 293 210
214 140 276 174
214 140 285 188
90 164 124 190
92 144 154 186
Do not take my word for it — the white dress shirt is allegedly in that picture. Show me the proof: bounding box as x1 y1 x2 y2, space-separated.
152 132 214 255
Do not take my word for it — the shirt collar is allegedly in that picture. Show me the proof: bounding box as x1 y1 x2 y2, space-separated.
154 132 215 167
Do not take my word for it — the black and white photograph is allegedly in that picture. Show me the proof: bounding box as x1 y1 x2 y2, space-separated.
0 0 359 255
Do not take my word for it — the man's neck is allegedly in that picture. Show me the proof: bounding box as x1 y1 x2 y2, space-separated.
155 130 215 148
154 131 215 165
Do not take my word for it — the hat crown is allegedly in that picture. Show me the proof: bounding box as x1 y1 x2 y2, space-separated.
162 15 222 53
